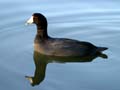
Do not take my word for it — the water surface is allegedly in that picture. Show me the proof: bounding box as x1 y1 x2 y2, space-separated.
0 0 120 90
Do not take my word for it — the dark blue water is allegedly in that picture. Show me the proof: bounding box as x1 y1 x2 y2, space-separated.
0 0 120 90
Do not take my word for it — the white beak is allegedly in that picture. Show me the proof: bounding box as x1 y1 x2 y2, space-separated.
25 76 33 84
26 16 34 25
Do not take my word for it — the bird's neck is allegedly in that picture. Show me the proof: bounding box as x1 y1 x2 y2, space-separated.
36 26 49 40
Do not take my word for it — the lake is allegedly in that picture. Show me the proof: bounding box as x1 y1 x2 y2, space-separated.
0 0 120 90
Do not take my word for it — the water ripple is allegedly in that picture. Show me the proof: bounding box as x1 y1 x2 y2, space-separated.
0 0 120 89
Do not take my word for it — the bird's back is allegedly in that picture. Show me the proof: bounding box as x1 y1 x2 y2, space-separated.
34 38 101 57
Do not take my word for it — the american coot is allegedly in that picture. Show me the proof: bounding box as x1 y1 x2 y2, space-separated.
26 13 108 57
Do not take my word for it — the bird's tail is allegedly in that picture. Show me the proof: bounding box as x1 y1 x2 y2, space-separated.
96 47 108 59
97 47 108 52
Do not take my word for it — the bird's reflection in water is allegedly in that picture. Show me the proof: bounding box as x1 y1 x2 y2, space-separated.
25 51 108 86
